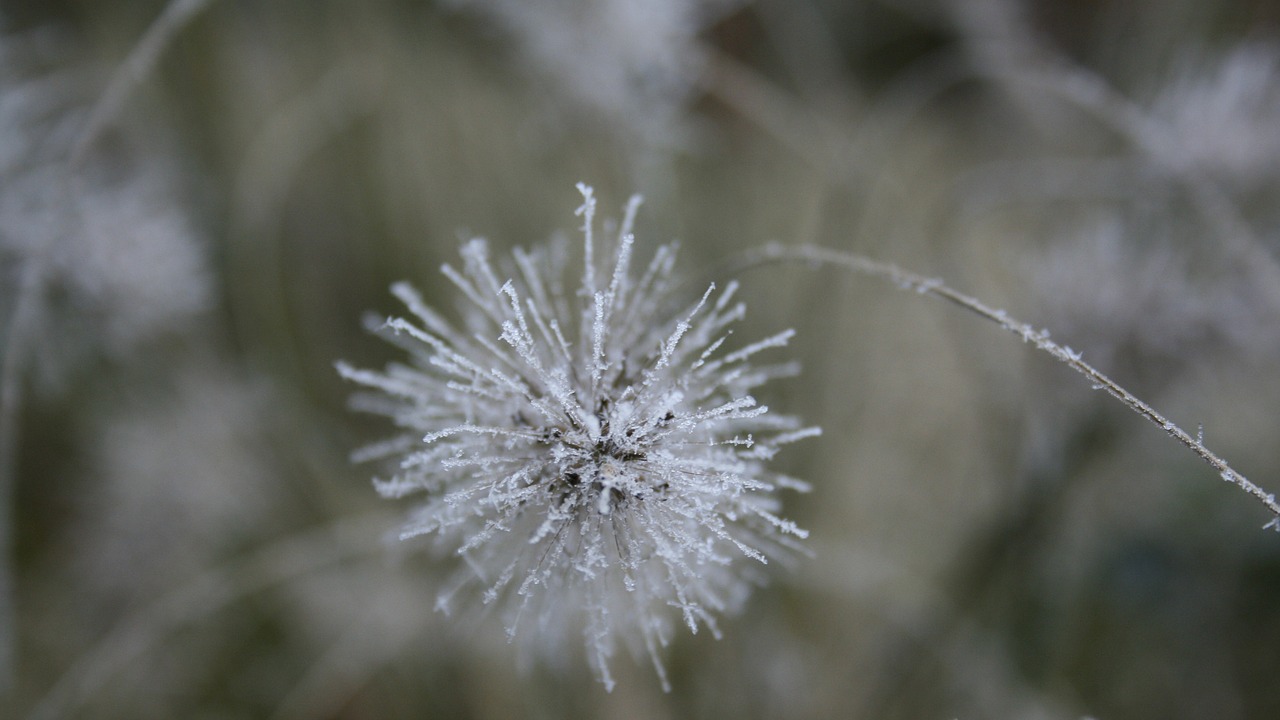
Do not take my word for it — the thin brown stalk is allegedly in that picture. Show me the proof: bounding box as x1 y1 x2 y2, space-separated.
723 243 1280 527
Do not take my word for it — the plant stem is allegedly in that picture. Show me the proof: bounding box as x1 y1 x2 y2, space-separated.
723 243 1280 527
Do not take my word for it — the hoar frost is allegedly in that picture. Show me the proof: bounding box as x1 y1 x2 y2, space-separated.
338 184 817 690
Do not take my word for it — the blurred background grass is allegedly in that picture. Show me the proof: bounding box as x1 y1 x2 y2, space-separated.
4 0 1280 717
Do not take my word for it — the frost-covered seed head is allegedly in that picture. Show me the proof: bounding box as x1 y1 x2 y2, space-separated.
338 184 817 690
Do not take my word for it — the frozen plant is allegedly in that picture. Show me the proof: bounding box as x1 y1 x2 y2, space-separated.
338 184 817 690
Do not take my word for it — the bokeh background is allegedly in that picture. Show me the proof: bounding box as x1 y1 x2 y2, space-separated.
5 0 1280 717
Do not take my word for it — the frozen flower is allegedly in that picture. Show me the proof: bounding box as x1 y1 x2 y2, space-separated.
338 184 817 690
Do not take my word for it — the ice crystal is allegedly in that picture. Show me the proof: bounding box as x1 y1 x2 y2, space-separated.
338 184 817 690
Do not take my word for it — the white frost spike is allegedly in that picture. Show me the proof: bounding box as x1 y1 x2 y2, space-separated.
339 186 815 691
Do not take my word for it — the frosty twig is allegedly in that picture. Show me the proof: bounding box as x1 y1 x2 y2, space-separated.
726 242 1280 528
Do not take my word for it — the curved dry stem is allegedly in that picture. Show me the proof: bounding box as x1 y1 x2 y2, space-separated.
721 243 1280 528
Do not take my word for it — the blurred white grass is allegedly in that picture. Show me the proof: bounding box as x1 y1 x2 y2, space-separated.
69 361 276 604
1 14 212 696
443 0 744 151
1149 42 1280 191
1025 218 1275 378
0 35 211 389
